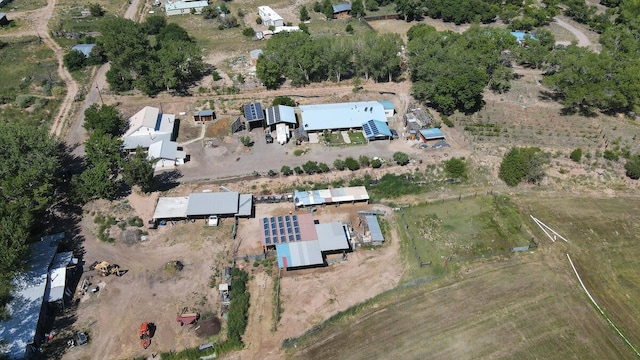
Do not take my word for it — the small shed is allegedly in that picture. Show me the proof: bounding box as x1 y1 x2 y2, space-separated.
332 3 351 18
418 128 446 142
0 13 8 26
71 44 96 58
364 215 384 245
243 102 265 130
266 105 296 130
193 109 215 122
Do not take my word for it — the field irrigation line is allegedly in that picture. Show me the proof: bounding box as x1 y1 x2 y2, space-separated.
566 254 640 357
530 215 555 242
530 215 569 242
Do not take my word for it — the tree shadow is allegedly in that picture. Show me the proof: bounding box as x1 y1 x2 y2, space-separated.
152 169 182 192
538 90 563 102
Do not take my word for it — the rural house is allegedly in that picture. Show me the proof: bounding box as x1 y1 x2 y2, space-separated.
298 101 387 133
147 140 187 170
122 106 176 151
332 3 351 18
165 0 208 16
71 44 96 58
258 6 284 27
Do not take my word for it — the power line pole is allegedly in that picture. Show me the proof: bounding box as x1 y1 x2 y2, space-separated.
95 83 104 105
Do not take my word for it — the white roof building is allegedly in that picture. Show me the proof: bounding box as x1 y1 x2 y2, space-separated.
258 6 284 27
123 106 176 150
147 140 186 170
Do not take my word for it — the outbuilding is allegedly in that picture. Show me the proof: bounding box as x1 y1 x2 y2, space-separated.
258 6 284 27
299 101 387 133
71 44 96 58
0 13 9 26
165 0 208 16
418 128 446 142
378 100 395 117
332 3 351 18
243 102 265 130
193 109 215 123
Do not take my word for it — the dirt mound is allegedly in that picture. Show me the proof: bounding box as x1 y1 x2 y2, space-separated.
195 316 221 337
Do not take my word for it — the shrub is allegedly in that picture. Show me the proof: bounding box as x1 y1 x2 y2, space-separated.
15 95 35 108
345 157 360 171
603 150 619 161
444 157 467 179
318 162 330 173
624 156 640 179
302 160 319 174
570 148 582 162
281 165 293 176
256 16 263 24
358 155 370 168
242 27 255 37
294 166 303 174
272 96 296 107
499 147 547 186
89 3 105 17
293 149 305 156
393 152 410 166
63 50 86 71
371 158 382 168
333 159 346 171
240 136 253 147
346 24 354 34
268 169 277 177
441 115 454 127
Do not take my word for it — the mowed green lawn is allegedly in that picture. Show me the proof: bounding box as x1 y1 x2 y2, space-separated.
287 195 640 359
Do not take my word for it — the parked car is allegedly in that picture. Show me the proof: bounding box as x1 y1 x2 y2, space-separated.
390 129 399 139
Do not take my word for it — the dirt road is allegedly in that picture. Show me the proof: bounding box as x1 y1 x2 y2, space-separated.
554 17 592 49
0 0 79 137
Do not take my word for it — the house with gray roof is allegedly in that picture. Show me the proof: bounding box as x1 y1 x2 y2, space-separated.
147 140 187 170
122 106 176 150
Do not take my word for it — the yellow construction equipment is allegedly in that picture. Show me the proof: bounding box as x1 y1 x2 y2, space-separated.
90 261 126 277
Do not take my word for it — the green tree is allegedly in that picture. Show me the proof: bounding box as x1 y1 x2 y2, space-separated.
323 0 334 18
345 157 360 170
371 158 382 168
294 166 304 174
365 0 378 11
351 0 366 17
85 132 123 172
83 103 126 136
300 5 311 21
444 157 467 179
393 152 410 165
63 50 86 71
318 162 330 173
272 96 297 107
89 3 105 17
143 15 167 35
72 162 120 202
570 148 583 162
202 5 218 19
123 147 155 192
281 165 293 176
346 24 354 34
302 160 320 174
499 147 546 186
240 136 253 147
624 156 640 180
256 57 283 89
333 159 346 170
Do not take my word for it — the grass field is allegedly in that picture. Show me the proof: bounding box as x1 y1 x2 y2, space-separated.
0 0 47 12
287 195 640 359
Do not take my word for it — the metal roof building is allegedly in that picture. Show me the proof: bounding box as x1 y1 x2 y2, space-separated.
315 222 350 251
165 0 209 16
71 43 96 58
262 213 317 247
276 241 324 268
365 215 384 243
362 119 392 140
237 194 254 217
46 252 75 303
332 3 352 13
0 233 64 359
418 128 446 141
153 196 190 220
294 186 369 207
266 105 296 127
187 192 240 216
123 106 175 150
299 101 386 132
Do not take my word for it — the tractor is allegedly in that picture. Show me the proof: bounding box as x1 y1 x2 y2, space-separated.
139 322 152 349
90 261 126 277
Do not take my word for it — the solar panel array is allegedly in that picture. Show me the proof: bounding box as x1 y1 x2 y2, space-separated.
244 103 264 122
362 120 378 138
263 215 301 245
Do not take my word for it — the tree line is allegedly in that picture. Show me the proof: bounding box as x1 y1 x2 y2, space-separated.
256 31 402 89
0 122 63 318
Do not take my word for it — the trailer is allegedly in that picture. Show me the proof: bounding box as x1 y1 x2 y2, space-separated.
176 311 200 326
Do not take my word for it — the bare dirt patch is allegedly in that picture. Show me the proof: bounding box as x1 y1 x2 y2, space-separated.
195 316 221 337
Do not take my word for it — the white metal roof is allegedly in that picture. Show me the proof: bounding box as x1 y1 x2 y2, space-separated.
315 222 350 251
299 101 386 131
0 233 63 359
46 252 74 303
187 192 239 216
153 197 189 220
237 194 253 217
